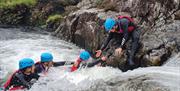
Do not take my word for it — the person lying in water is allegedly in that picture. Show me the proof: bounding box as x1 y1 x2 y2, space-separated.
71 51 106 72
4 58 40 90
35 52 74 74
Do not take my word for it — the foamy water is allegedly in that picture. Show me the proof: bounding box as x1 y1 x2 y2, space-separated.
0 28 179 91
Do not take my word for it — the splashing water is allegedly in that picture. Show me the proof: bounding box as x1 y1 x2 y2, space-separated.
0 28 80 85
0 28 180 91
30 54 180 91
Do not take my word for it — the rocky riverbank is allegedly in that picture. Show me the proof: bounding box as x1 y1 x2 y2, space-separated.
54 0 180 68
0 0 179 69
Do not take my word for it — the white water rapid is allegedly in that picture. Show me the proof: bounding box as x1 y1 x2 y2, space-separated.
0 28 179 91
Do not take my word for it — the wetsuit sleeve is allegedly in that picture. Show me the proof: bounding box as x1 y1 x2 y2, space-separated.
87 59 102 67
53 61 74 67
100 32 113 50
119 19 129 48
34 63 43 74
31 73 40 80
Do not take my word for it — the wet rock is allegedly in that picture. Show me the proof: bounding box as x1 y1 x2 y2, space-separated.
174 10 180 20
0 0 81 26
88 75 170 91
77 0 97 9
30 1 66 26
0 4 31 25
54 8 106 53
141 20 180 66
54 0 180 69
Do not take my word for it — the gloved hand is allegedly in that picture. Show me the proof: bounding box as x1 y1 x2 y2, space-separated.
95 50 102 57
101 56 107 61
115 48 123 57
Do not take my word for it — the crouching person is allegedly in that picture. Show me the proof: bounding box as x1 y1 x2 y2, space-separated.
4 58 39 90
71 51 106 72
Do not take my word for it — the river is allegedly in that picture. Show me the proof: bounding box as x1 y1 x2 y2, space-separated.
0 28 179 91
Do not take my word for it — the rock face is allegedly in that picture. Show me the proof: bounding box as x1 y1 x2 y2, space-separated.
141 20 180 66
54 0 180 69
0 4 31 25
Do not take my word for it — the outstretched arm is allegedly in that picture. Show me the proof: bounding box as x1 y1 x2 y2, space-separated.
87 59 103 67
100 32 113 51
53 61 74 67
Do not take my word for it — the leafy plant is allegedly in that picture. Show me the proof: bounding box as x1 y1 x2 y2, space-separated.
46 14 63 23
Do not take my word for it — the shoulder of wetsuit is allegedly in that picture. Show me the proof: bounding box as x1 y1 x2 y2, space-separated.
3 70 19 90
119 18 135 27
34 62 41 69
14 72 31 88
4 71 31 90
14 71 24 78
34 63 45 73
15 73 32 89
118 18 130 24
35 62 41 65
118 16 134 22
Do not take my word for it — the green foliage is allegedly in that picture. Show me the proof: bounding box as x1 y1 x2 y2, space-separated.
46 14 63 23
0 0 37 9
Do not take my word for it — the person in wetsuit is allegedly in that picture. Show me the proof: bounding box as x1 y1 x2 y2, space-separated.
96 16 140 67
71 51 106 72
35 52 74 74
4 58 40 90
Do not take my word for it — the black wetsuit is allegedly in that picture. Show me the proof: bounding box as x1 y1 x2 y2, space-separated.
101 18 140 65
82 59 102 67
77 59 103 70
4 71 39 90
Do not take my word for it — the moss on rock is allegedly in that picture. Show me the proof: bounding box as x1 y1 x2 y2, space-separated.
46 14 63 23
0 0 37 9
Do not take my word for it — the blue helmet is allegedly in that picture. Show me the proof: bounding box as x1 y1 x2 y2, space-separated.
104 18 116 32
41 52 53 62
19 58 34 69
80 51 90 61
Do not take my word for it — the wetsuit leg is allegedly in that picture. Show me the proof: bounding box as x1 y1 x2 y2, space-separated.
128 29 140 66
